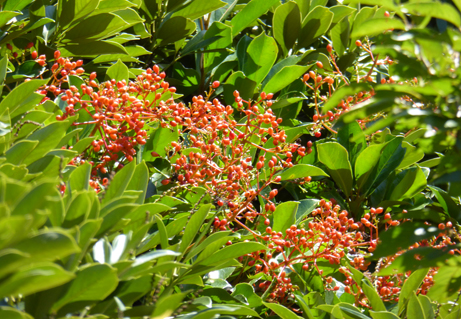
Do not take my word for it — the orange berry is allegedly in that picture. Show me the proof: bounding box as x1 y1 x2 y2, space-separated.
355 40 362 47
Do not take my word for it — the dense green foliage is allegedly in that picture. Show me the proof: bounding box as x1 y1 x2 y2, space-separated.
1 0 461 318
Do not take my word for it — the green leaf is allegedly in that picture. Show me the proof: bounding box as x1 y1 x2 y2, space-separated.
62 13 136 43
330 16 350 57
172 0 226 20
428 260 461 303
403 2 461 27
179 204 212 254
273 1 301 56
69 162 91 192
57 0 101 28
242 33 278 85
357 137 406 196
96 0 137 13
102 160 135 205
322 83 371 112
5 141 39 165
297 6 333 49
0 263 75 298
317 142 353 197
0 79 47 118
180 304 260 319
428 186 461 221
232 283 263 308
361 280 386 311
10 229 80 261
351 18 406 38
0 54 8 92
418 295 435 319
263 302 303 319
185 231 237 262
406 293 425 319
5 60 45 84
330 5 356 24
52 264 119 311
23 121 72 166
106 59 129 83
0 12 22 29
273 202 298 235
263 65 309 94
337 121 366 171
126 161 149 204
144 126 179 160
203 22 232 71
223 71 257 104
0 306 34 319
398 268 429 316
156 16 195 46
196 242 266 267
96 204 137 237
387 167 426 202
63 192 91 227
230 0 280 37
59 40 128 57
11 182 60 220
372 222 441 259
369 311 399 319
276 164 328 181
397 142 424 170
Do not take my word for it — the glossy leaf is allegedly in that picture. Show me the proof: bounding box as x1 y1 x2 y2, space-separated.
172 0 226 20
102 160 135 205
351 18 406 38
196 242 266 267
179 204 212 254
317 142 353 197
403 2 461 27
263 65 309 94
398 268 429 315
263 302 303 319
105 59 129 83
157 16 195 46
273 201 298 235
373 223 441 259
52 264 119 311
230 0 279 37
337 121 366 170
297 6 333 49
0 263 74 298
273 1 301 56
242 33 278 85
0 307 34 319
276 164 328 181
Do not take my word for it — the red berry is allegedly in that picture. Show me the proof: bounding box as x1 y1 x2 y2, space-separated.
26 42 34 49
6 43 12 50
31 51 38 59
212 81 220 88
326 44 332 53
315 131 321 138
54 50 61 59
316 61 323 69
161 179 170 186
384 11 390 18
